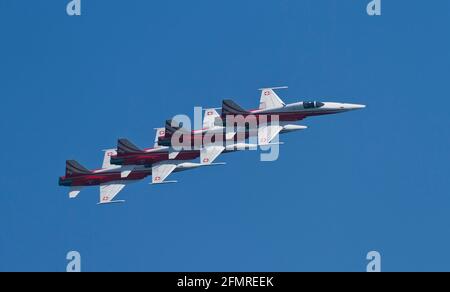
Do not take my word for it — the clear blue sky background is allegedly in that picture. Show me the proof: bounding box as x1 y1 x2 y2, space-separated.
0 0 449 271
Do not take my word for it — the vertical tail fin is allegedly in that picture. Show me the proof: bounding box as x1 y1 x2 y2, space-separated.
258 87 287 110
117 138 144 155
221 99 249 116
203 108 221 129
65 160 91 177
164 119 190 136
154 128 166 147
101 149 117 168
158 120 191 147
164 119 179 136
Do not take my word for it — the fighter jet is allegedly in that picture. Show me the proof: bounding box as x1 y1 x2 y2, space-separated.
111 113 269 182
109 134 224 185
58 149 219 204
221 86 365 143
58 149 151 204
158 108 308 150
157 108 308 164
110 113 235 184
223 86 366 120
110 128 200 171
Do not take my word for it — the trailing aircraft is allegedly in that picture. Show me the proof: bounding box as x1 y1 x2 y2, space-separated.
58 149 219 204
111 113 271 182
158 108 307 149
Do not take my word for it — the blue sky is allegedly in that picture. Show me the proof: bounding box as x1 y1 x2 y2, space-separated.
0 0 449 271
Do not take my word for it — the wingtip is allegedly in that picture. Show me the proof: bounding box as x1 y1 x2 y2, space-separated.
257 86 288 91
97 200 126 205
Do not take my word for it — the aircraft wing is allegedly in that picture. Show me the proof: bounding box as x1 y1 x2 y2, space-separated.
258 124 283 145
99 182 127 204
152 163 178 184
201 145 225 164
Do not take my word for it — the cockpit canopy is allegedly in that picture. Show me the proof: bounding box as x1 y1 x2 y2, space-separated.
303 101 325 109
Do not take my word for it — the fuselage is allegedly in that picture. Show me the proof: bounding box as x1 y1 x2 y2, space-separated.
58 166 151 187
110 146 200 166
158 121 308 147
158 129 252 147
223 101 366 122
159 101 365 148
58 160 211 187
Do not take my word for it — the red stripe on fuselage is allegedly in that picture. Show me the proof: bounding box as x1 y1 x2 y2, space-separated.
113 150 200 165
60 169 152 186
223 110 342 121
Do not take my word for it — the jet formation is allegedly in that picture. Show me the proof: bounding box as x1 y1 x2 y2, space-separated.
59 87 365 204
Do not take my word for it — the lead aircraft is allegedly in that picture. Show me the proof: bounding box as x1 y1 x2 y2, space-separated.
221 86 365 144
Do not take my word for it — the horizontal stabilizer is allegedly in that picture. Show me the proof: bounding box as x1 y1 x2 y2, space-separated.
69 186 83 198
225 131 236 140
120 165 135 178
168 150 180 160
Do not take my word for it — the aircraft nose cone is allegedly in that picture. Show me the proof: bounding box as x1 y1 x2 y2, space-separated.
344 103 366 110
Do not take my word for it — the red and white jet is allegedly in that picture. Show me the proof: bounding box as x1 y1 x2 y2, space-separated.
58 148 219 204
109 113 272 183
220 86 365 143
109 127 225 185
158 107 308 161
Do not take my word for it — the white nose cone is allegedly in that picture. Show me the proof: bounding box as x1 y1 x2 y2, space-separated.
323 102 366 111
282 125 308 132
344 103 366 110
